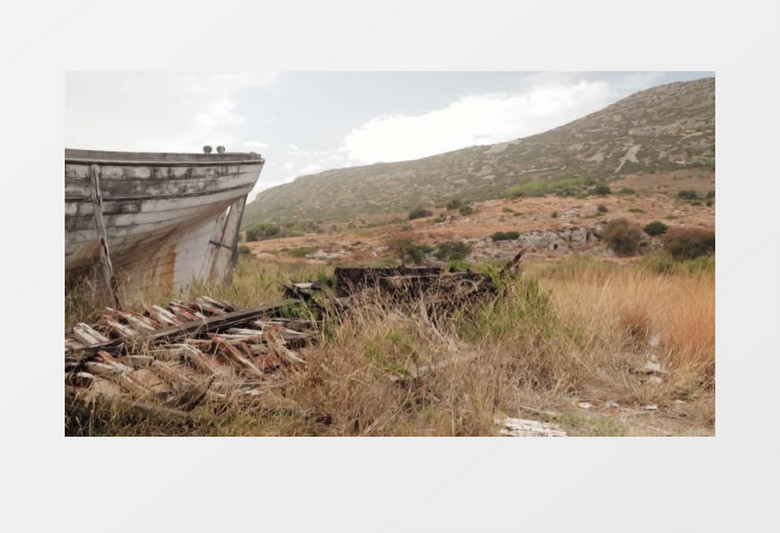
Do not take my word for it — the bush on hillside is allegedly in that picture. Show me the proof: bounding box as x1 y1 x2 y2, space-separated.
446 199 463 210
434 241 472 261
592 184 612 196
677 190 699 201
458 205 474 216
408 207 434 220
288 247 313 258
387 236 433 264
663 228 715 260
643 221 669 236
604 218 642 256
245 223 280 242
597 204 608 213
491 231 521 242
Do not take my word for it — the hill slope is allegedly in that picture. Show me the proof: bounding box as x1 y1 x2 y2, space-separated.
244 77 714 226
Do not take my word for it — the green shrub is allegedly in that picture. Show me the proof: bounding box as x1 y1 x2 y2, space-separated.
604 218 641 256
627 207 646 213
245 223 280 241
448 258 470 271
597 204 608 213
643 221 669 236
677 190 699 200
491 231 520 242
705 199 713 207
288 247 313 258
238 245 252 257
592 184 612 196
408 207 434 220
706 190 715 199
387 236 433 264
435 241 472 261
506 178 585 198
663 228 715 260
458 205 474 216
551 211 558 218
446 199 463 210
618 187 636 195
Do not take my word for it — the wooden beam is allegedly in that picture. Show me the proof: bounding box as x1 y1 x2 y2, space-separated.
89 164 123 310
206 194 249 284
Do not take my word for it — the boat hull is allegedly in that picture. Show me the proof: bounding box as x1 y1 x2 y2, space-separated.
65 149 264 294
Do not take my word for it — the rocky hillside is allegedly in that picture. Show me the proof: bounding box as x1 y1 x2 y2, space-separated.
244 77 714 226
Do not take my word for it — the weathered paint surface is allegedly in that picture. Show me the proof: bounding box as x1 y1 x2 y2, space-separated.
65 149 264 294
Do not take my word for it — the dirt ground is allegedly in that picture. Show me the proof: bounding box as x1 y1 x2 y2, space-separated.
244 171 715 265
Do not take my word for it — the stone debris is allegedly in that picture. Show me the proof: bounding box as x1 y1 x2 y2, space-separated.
577 401 593 409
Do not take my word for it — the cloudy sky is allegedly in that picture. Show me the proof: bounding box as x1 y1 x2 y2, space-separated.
65 71 712 201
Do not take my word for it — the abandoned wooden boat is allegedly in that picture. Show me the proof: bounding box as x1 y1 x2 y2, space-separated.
65 148 264 296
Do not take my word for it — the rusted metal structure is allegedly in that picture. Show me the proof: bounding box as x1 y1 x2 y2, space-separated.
65 148 264 295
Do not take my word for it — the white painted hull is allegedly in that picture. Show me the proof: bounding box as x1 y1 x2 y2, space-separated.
65 149 264 294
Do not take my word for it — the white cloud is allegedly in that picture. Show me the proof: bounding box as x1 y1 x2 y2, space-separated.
284 161 295 169
244 140 269 150
65 72 278 152
299 163 322 175
341 81 617 164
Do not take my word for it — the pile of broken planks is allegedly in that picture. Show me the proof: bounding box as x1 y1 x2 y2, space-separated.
66 296 318 425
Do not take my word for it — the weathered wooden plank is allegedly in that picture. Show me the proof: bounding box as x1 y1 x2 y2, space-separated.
66 199 229 244
75 300 301 357
65 171 260 212
212 336 266 378
72 323 110 345
205 195 248 284
89 164 122 310
65 148 263 165
66 182 254 217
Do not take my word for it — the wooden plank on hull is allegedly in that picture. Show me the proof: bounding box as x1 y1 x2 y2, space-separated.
65 198 232 245
65 148 264 165
89 164 122 311
66 183 254 219
65 171 261 206
207 195 247 284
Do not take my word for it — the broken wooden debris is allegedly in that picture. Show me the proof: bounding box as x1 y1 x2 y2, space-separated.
66 254 527 426
65 297 318 420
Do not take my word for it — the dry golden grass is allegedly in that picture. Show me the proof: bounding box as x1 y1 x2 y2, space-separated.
65 259 331 330
66 254 715 436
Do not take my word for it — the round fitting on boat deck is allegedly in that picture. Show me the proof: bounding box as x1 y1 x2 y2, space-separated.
203 145 213 154
216 146 226 154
